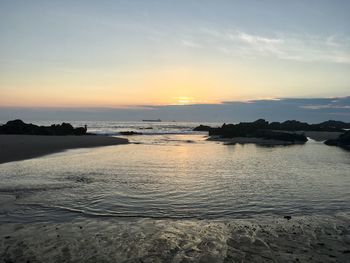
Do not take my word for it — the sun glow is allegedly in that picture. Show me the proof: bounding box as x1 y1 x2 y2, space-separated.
176 97 195 105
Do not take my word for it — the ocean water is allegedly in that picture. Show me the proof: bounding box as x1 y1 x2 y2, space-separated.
0 121 349 223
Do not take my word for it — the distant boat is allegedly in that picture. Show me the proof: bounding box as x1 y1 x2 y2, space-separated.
142 119 162 122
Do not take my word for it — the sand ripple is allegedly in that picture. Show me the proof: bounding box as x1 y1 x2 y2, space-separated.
1 214 349 262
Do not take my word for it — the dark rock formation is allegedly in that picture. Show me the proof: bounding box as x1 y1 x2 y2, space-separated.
194 119 350 135
253 130 307 143
269 120 348 132
318 120 350 130
119 131 142 136
209 119 270 137
194 119 308 143
193 125 213 132
0 119 87 135
324 131 350 150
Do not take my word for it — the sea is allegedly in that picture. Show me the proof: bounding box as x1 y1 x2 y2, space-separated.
0 120 349 222
0 121 349 262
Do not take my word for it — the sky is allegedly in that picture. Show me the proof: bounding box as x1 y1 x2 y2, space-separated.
0 0 349 121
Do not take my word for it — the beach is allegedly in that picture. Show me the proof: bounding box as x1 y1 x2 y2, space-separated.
1 214 349 262
0 135 129 164
2 0 350 261
0 122 349 262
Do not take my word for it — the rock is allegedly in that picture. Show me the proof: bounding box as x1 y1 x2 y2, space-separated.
324 131 350 150
193 125 213 132
195 119 350 139
269 120 347 132
0 119 87 136
204 119 308 143
208 120 269 138
318 120 350 130
119 131 142 135
284 216 292 220
253 130 307 143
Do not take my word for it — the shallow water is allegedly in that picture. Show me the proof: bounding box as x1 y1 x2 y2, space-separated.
0 130 349 223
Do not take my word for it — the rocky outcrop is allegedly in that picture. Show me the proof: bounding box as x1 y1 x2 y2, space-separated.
252 130 307 143
269 120 348 132
324 131 350 150
194 119 308 143
194 119 350 136
209 119 270 137
0 119 87 135
318 120 350 130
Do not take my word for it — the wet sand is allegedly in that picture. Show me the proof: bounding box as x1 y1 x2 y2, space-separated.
0 135 129 164
1 214 349 262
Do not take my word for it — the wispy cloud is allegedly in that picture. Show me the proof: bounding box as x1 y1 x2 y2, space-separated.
181 40 201 48
43 9 350 65
198 28 350 64
237 32 283 45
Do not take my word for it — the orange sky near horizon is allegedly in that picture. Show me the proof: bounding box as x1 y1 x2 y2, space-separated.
2 63 347 108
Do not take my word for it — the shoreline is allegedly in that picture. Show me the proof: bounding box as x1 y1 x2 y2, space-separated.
0 134 129 164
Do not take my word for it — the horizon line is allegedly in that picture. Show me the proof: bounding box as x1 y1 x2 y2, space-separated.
1 95 349 109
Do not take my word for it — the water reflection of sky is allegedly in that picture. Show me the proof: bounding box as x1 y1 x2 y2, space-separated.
0 134 349 223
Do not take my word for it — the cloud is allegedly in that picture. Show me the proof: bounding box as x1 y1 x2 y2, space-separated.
181 40 201 48
199 28 350 64
237 32 283 45
299 96 350 110
1 97 349 123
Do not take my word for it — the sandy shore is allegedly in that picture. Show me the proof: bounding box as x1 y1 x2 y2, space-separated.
1 214 349 262
0 135 129 164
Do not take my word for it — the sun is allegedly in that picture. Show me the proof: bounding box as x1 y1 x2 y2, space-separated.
176 96 194 105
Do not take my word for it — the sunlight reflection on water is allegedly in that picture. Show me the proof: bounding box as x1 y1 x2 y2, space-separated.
0 134 349 223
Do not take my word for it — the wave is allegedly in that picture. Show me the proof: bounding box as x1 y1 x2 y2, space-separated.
90 130 203 136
